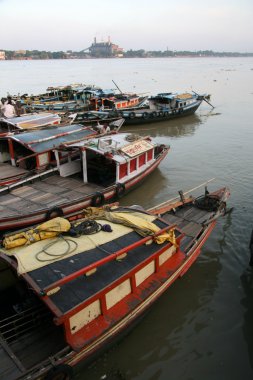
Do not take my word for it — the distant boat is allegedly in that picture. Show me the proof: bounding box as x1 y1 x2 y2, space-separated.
66 110 123 126
0 132 169 231
22 85 148 113
0 185 230 380
92 91 213 125
88 93 148 111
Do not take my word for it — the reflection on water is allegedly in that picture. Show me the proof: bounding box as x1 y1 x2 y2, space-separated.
124 114 202 139
217 208 233 254
241 269 253 371
120 168 170 209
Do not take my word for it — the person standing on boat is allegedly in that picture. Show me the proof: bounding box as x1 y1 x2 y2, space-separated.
15 100 25 116
0 97 7 116
1 96 16 118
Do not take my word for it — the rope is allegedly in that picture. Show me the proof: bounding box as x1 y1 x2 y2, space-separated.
35 235 78 262
69 220 102 237
35 220 112 262
194 195 221 212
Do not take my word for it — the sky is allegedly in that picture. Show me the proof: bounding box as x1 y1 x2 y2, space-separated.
0 0 253 52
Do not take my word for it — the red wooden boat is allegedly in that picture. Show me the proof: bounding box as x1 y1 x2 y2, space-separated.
0 185 230 379
0 132 169 231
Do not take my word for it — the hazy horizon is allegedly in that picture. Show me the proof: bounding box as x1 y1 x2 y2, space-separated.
0 0 253 53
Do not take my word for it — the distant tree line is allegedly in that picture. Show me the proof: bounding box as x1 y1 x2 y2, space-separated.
1 49 253 60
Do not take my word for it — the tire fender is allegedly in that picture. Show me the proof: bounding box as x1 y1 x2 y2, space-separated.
46 207 64 220
91 192 105 207
115 182 125 199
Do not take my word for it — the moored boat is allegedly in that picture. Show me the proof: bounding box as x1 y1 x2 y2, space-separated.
0 184 230 379
64 110 122 127
92 91 213 125
0 132 169 231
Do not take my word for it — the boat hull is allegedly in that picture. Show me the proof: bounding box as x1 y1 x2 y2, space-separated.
123 102 201 125
0 147 169 232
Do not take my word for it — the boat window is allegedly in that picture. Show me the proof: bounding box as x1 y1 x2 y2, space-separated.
147 149 153 161
119 162 128 179
130 158 137 172
139 153 146 167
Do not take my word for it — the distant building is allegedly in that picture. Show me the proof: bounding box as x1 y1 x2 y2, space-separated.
14 50 26 55
89 37 124 57
0 51 5 60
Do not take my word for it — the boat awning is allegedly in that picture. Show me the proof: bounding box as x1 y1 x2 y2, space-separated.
0 113 61 130
1 125 97 153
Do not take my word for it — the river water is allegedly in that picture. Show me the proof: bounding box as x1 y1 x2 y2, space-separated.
1 57 253 380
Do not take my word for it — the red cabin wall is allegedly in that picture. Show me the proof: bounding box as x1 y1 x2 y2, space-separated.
130 158 137 172
119 163 128 179
139 153 146 167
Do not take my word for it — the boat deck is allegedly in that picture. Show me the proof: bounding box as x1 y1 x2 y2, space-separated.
0 163 29 181
162 205 213 251
0 175 103 218
24 204 213 315
0 303 67 377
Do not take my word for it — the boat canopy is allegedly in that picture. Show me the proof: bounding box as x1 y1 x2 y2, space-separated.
0 113 61 130
2 125 96 154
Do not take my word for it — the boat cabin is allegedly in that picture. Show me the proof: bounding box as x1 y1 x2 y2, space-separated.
149 92 199 111
89 94 146 111
55 133 163 187
0 125 98 172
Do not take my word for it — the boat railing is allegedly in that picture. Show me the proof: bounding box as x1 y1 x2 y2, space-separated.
42 223 180 296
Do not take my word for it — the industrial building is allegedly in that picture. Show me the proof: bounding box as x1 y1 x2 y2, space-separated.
89 37 124 57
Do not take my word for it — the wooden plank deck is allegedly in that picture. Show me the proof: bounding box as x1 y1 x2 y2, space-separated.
0 335 24 380
0 175 103 218
0 163 28 180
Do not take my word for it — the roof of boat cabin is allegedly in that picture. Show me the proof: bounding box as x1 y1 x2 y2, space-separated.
2 124 96 153
0 113 61 128
150 92 195 100
67 133 156 163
